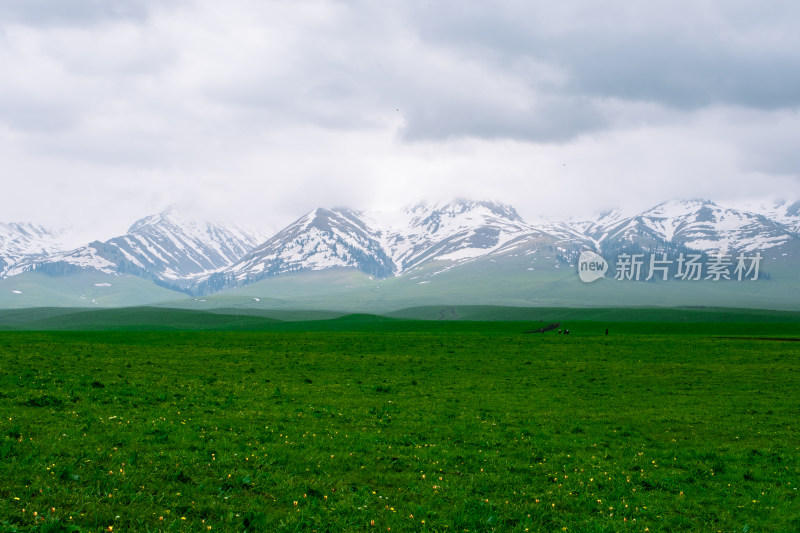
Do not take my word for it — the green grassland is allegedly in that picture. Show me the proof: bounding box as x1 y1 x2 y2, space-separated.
1 314 799 531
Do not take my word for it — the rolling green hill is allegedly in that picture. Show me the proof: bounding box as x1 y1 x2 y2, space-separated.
2 304 800 336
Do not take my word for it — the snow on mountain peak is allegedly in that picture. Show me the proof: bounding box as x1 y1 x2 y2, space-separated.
4 197 800 293
362 199 534 272
0 222 73 276
6 209 268 284
577 198 795 254
226 206 394 282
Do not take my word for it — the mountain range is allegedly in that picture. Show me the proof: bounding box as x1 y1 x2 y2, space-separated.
2 198 800 310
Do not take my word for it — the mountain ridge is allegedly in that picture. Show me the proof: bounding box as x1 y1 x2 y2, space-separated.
2 198 800 305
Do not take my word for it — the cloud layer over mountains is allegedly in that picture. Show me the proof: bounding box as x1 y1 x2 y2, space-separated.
2 1 799 239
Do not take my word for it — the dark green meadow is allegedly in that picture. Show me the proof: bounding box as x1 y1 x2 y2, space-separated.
1 313 799 531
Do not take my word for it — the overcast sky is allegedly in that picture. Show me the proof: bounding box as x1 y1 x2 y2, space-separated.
2 0 800 241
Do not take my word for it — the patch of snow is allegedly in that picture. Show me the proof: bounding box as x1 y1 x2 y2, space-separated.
94 283 112 287
46 246 117 274
11 290 22 294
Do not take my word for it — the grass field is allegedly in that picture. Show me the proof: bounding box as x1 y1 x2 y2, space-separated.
1 311 799 531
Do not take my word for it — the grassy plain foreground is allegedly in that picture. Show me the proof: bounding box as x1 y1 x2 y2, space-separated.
1 313 799 531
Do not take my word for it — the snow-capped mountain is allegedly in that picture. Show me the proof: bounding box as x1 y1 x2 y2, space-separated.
581 199 798 255
733 199 800 235
18 209 266 287
224 200 541 284
227 207 394 283
221 200 594 285
381 200 537 271
378 200 599 275
0 222 71 277
222 198 800 287
114 209 267 280
3 198 800 302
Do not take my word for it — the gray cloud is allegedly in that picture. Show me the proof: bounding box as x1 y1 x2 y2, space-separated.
399 94 605 142
407 1 800 112
563 36 800 110
0 0 152 26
